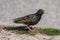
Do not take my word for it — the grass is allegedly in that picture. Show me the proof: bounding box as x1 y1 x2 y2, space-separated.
3 26 60 35
34 27 60 35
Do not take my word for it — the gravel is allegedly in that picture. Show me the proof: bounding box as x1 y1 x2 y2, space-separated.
0 29 60 40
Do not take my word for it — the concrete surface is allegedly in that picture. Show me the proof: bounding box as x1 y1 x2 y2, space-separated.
0 0 60 28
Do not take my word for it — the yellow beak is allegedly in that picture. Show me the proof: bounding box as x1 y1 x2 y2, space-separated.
44 11 48 14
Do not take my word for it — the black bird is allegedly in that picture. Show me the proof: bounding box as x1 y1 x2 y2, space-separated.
13 9 48 32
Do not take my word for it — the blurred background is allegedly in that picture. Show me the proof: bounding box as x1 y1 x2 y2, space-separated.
0 0 60 28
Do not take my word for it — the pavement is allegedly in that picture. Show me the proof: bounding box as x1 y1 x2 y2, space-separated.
0 0 60 28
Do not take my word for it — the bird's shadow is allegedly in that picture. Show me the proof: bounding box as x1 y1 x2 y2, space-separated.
3 26 33 31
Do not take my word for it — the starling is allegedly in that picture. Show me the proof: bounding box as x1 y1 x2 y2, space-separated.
13 9 48 32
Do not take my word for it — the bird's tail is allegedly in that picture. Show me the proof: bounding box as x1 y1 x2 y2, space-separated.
12 18 21 23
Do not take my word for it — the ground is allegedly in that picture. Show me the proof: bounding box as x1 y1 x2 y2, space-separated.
0 29 60 40
0 25 60 40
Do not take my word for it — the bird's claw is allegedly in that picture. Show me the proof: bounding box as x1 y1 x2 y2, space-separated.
30 30 35 33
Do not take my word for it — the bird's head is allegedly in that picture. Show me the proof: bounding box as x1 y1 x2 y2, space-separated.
36 9 48 15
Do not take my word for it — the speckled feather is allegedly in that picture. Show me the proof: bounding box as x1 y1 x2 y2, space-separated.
14 9 44 25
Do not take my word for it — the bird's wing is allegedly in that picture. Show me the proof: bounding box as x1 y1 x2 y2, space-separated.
14 14 36 23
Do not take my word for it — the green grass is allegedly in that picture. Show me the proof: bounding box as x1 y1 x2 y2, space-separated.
34 27 60 35
3 26 60 35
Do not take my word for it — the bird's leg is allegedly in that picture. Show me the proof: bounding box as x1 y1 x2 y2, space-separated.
24 24 35 32
25 25 33 30
26 25 35 32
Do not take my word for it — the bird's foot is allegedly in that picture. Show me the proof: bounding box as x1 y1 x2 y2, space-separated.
30 30 35 33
